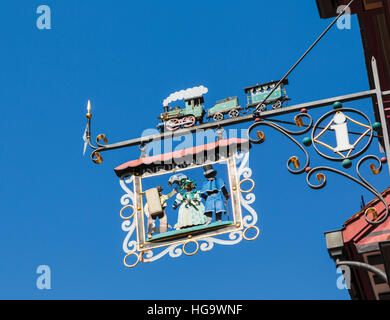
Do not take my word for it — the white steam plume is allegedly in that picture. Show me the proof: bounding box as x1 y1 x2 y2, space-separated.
163 85 208 106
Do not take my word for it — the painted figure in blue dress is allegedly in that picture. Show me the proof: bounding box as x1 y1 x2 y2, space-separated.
200 165 230 224
169 174 207 229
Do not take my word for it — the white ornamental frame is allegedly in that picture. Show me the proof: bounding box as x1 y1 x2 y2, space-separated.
119 150 259 268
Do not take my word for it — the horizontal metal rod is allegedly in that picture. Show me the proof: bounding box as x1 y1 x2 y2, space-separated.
383 90 390 96
93 89 377 153
269 118 382 138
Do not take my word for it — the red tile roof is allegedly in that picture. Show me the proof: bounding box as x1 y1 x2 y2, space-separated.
342 187 390 245
114 138 250 177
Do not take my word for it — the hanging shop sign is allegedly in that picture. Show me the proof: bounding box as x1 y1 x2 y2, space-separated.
114 138 260 268
82 56 390 270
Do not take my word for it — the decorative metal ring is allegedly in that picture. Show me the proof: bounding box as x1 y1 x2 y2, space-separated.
365 207 379 221
288 156 301 170
294 114 304 127
183 240 199 256
91 151 103 164
96 134 108 146
123 251 140 268
247 119 310 174
120 205 135 220
311 108 373 161
242 226 260 241
256 131 266 143
239 179 255 193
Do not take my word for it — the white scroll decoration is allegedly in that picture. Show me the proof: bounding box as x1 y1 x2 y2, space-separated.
120 175 138 254
236 151 258 228
119 151 259 265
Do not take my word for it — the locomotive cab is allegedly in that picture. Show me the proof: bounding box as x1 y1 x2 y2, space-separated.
185 96 204 109
158 87 208 132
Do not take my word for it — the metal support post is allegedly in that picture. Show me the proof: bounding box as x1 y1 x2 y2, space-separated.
372 57 390 175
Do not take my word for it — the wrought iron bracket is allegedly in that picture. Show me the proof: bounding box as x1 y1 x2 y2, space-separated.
336 259 388 284
247 102 389 226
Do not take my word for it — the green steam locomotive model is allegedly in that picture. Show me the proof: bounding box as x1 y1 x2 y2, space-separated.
157 80 289 132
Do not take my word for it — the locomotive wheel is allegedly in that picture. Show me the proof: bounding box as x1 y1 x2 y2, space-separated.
165 119 180 131
182 115 196 128
272 100 282 109
213 113 224 121
228 109 240 118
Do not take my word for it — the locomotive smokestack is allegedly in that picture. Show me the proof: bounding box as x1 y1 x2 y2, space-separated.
163 105 169 112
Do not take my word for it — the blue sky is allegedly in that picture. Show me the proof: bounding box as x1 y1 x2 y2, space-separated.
0 1 389 299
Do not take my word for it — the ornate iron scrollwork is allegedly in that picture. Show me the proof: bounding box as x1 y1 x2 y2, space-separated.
248 111 312 175
247 103 388 226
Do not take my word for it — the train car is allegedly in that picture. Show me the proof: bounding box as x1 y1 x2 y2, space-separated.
207 97 241 121
157 82 291 132
244 79 289 111
157 95 206 132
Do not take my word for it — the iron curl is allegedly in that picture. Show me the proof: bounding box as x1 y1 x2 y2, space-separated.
247 118 310 174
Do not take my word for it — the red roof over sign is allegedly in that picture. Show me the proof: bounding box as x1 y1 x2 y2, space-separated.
342 187 390 250
114 138 250 177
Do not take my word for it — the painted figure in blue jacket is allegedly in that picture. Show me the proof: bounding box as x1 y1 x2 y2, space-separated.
200 165 230 224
